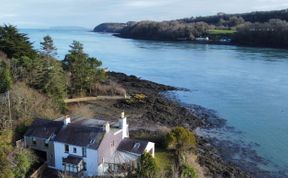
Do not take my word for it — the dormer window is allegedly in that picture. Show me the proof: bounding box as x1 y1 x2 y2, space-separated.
73 147 77 153
132 143 140 151
89 139 95 144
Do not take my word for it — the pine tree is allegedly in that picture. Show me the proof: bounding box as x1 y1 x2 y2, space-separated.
63 41 105 96
0 60 13 126
0 25 36 59
30 57 67 110
40 35 57 57
0 61 12 94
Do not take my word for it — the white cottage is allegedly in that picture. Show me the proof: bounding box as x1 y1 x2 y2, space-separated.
24 113 155 177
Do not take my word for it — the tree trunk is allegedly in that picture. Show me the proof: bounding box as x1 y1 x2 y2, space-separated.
7 90 12 127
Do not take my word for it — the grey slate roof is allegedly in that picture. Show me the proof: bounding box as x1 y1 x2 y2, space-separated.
55 125 105 150
117 138 149 155
24 118 64 139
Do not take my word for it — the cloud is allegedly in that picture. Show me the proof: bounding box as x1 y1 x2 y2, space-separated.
0 0 288 28
124 0 175 8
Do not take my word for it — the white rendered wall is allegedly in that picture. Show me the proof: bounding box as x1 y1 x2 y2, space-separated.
145 142 155 157
86 148 98 176
53 141 98 176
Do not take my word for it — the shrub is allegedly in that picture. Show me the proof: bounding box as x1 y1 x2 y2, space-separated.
14 149 37 177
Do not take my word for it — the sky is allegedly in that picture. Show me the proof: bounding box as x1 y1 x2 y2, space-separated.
0 0 288 28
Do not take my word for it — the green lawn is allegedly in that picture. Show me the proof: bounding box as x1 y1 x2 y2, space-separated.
208 29 236 35
155 149 173 170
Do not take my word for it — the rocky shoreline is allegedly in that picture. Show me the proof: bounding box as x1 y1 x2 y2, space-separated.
67 71 285 177
106 71 288 178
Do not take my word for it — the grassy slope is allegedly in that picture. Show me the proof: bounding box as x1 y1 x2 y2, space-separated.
208 29 236 35
155 149 173 171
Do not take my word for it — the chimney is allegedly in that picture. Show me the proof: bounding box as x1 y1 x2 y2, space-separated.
64 115 71 126
103 122 110 133
119 112 129 138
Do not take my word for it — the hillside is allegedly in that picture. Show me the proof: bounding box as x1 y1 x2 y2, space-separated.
93 23 129 33
93 8 288 48
180 8 288 24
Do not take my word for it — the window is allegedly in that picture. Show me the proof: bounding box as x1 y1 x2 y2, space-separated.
65 144 69 153
132 143 140 150
73 147 77 153
111 140 115 147
45 139 49 147
83 162 87 171
32 137 36 145
82 147 87 157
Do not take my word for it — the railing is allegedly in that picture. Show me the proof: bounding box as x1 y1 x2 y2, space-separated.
64 95 129 103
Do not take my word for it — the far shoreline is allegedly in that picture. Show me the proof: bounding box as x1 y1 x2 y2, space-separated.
93 31 288 51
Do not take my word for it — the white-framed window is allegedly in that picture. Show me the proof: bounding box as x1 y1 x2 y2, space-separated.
73 147 77 153
65 144 69 153
82 147 87 157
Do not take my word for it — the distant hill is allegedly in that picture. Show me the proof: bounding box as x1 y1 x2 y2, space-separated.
93 8 288 48
94 9 288 33
179 9 288 25
93 23 128 33
50 26 88 31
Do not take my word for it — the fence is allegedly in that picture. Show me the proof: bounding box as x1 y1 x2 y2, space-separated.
30 162 48 178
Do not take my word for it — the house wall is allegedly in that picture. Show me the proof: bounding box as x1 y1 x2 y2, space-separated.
24 136 57 167
86 148 98 176
97 130 123 166
47 141 56 167
145 142 155 158
53 141 98 176
24 136 49 152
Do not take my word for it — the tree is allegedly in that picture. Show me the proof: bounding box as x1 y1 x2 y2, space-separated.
27 56 67 111
0 60 12 93
40 35 57 57
0 25 36 59
138 152 157 178
14 149 37 177
0 60 13 126
0 130 14 178
166 127 196 153
63 41 105 96
166 127 196 176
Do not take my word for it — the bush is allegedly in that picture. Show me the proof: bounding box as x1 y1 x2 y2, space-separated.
91 81 126 96
138 152 158 178
181 164 197 178
166 127 197 152
14 149 37 177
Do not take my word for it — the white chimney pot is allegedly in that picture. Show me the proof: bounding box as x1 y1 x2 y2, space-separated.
64 115 71 125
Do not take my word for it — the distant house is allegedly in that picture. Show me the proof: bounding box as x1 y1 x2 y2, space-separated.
195 37 209 41
219 37 232 43
24 113 155 177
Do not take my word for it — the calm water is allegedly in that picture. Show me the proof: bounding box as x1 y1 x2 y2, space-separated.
21 28 288 173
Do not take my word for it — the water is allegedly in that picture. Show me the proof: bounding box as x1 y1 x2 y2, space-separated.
21 28 288 174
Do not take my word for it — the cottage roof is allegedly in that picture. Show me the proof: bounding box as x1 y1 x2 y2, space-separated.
117 138 149 155
55 125 105 150
24 118 64 139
